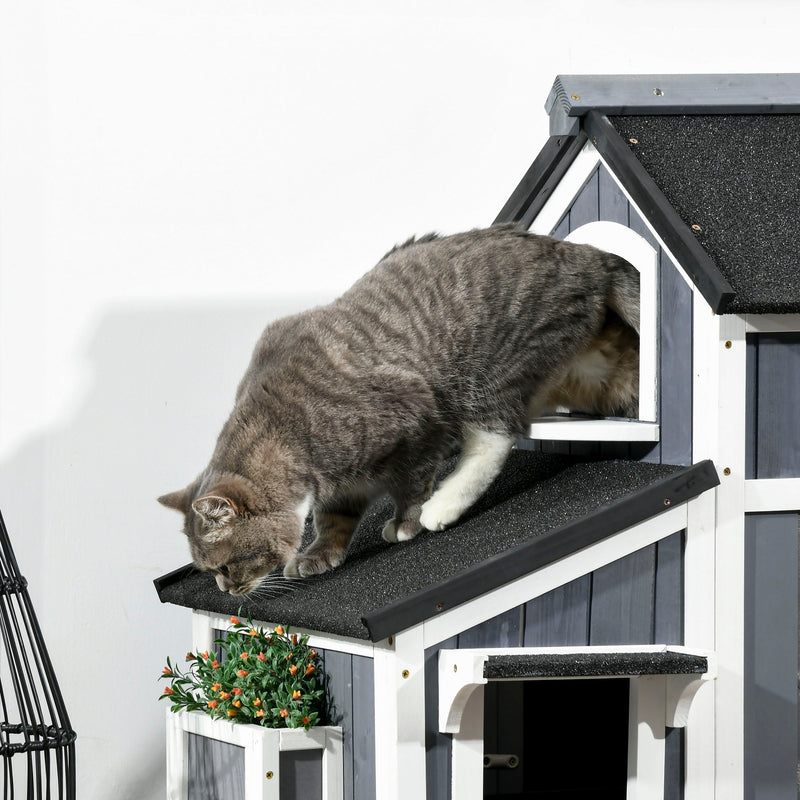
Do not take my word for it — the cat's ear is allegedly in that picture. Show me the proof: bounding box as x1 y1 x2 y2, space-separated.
191 494 237 529
158 487 194 514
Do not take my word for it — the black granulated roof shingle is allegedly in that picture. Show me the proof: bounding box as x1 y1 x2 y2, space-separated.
609 114 800 315
155 451 719 641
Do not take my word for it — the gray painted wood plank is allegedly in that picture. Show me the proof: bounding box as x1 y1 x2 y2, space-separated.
590 545 657 645
663 727 685 800
323 650 354 800
598 164 629 225
551 214 570 239
744 513 799 798
188 734 245 800
351 655 376 800
524 575 591 646
745 336 758 480
425 639 456 800
458 607 523 648
567 168 600 230
280 750 323 800
659 250 693 466
755 334 800 478
654 531 684 645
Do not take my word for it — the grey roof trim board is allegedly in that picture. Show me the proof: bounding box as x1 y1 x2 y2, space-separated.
583 111 736 313
361 459 719 641
547 73 800 134
493 132 587 226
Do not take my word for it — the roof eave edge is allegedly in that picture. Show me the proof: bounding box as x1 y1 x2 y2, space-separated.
362 459 720 642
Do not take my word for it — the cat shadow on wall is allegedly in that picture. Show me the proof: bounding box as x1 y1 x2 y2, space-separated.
0 296 329 800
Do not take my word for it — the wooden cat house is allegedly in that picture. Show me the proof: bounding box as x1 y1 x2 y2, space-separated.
156 73 800 800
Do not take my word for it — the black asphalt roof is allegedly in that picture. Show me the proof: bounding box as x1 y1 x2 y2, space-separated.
498 74 800 315
155 452 718 642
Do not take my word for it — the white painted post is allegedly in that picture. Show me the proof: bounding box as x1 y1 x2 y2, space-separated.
165 708 189 800
372 626 427 800
322 727 344 800
248 725 280 800
450 687 485 800
627 676 667 800
692 305 747 798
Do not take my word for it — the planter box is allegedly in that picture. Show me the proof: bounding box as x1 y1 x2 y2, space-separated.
166 709 343 800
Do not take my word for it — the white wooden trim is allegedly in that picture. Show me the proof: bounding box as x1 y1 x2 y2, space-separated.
744 478 800 512
627 676 666 800
193 609 378 658
527 140 602 236
372 624 426 800
745 313 800 333
165 708 343 800
422 505 688 649
565 220 659 423
526 418 659 441
450 687 484 800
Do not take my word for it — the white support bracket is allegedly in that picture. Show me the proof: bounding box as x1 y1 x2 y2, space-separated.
438 650 488 734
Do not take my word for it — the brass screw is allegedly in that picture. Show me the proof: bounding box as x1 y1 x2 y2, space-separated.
725 341 732 349
571 94 580 100
266 771 274 780
723 467 731 476
692 224 702 232
387 636 393 646
402 669 410 679
453 664 458 673
629 137 639 144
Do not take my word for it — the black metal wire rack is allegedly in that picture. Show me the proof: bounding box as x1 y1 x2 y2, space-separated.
0 510 75 799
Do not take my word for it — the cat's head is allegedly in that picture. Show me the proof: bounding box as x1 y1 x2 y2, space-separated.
158 473 306 595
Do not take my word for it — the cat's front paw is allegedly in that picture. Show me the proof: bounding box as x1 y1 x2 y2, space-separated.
283 550 342 579
382 519 422 543
419 492 463 532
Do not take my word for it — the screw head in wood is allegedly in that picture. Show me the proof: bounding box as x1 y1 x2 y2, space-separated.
725 340 732 349
571 94 580 100
402 669 410 679
692 224 702 232
723 467 731 476
664 498 671 506
266 771 274 780
629 137 639 144
653 87 665 96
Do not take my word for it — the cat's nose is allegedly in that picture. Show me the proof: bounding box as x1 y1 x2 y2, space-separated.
215 574 231 591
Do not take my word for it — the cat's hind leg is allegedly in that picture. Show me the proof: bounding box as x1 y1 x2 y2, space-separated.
419 426 514 532
284 488 373 578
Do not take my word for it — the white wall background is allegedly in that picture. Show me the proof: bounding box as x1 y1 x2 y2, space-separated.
0 0 797 796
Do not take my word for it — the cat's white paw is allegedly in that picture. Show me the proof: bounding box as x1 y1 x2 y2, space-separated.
283 559 302 578
382 519 422 543
382 520 399 543
419 492 463 532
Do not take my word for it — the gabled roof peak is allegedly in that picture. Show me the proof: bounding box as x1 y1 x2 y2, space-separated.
547 73 800 135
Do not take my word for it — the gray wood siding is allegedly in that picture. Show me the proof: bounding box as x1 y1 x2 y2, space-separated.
744 512 799 798
746 333 800 479
538 164 695 467
320 649 376 800
188 734 245 800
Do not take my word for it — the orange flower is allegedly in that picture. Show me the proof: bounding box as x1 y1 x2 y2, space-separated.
211 660 220 669
279 709 289 718
291 634 298 645
309 649 317 659
185 653 195 661
207 700 218 709
212 683 221 692
274 625 284 635
256 709 265 718
163 686 174 695
240 652 248 661
292 690 301 700
257 652 266 662
302 716 311 726
220 692 231 700
289 664 298 675
232 700 242 708
253 698 262 707
305 664 315 675
232 687 242 696
248 628 258 637
162 666 172 675
237 669 249 677
230 616 240 625
201 651 209 660
227 709 238 717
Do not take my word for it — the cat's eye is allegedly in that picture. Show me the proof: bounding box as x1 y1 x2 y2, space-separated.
217 565 229 576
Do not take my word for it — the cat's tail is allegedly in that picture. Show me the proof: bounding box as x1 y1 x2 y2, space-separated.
606 254 640 334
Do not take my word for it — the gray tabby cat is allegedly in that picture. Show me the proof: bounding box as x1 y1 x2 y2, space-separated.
159 226 639 595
